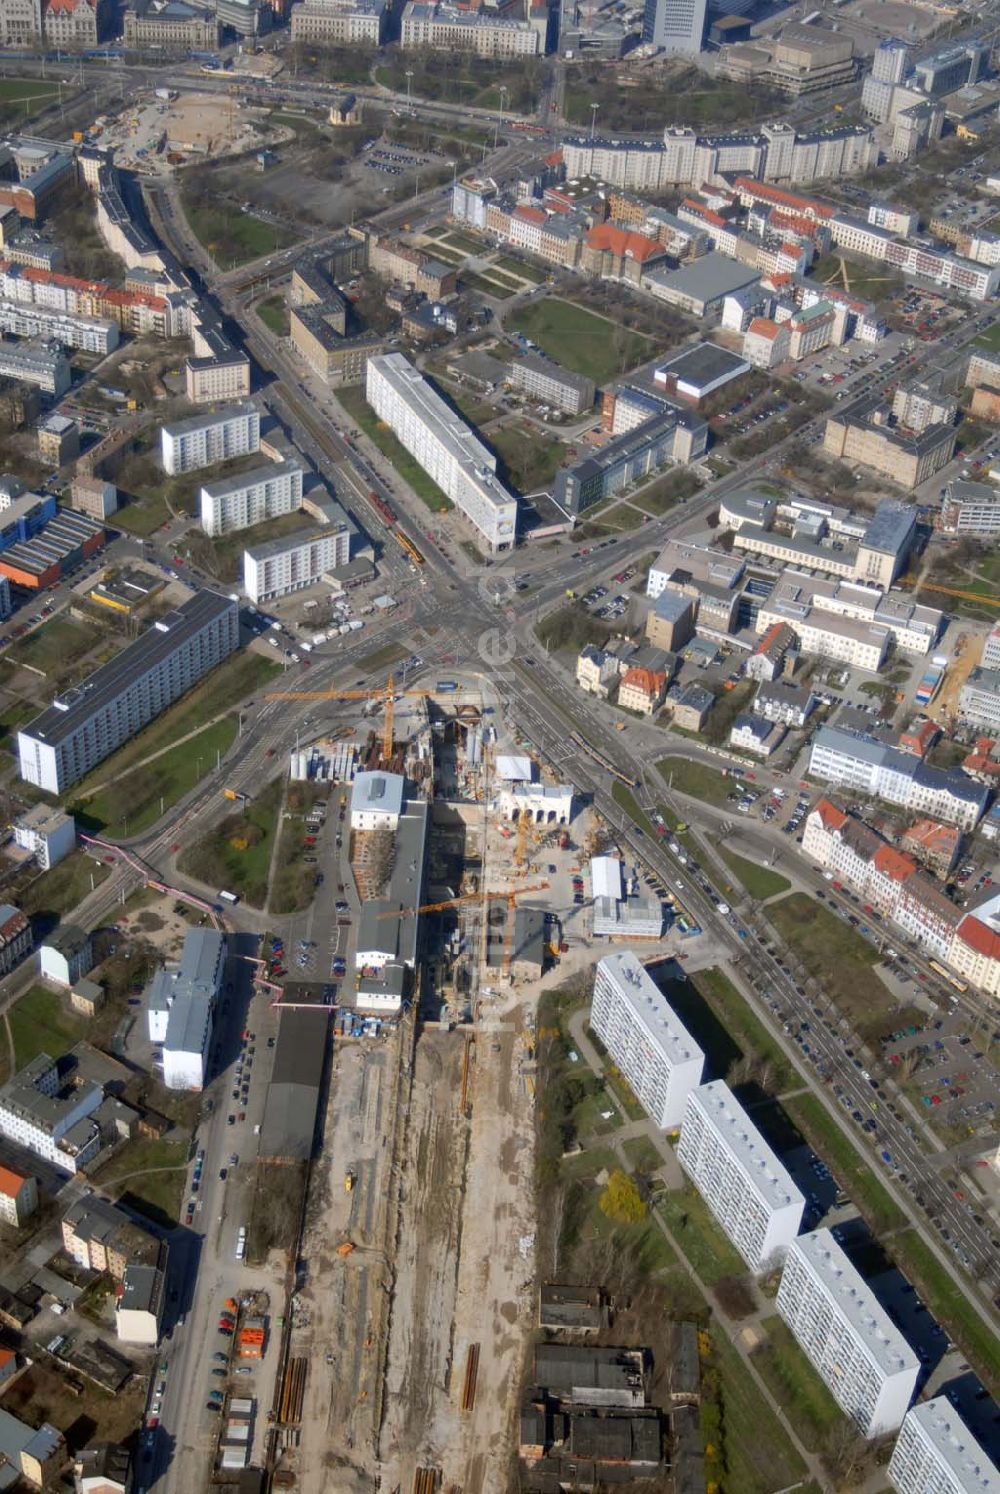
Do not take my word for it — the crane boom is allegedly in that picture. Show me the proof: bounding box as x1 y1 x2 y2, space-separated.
376 882 549 918
265 674 435 762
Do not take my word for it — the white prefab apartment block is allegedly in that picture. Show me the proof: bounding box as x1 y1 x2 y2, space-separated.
200 461 303 537
677 1079 804 1272
17 592 239 796
147 928 226 1092
589 951 704 1128
366 354 518 552
243 523 350 603
160 404 261 477
12 805 75 869
888 1397 1000 1494
777 1229 919 1437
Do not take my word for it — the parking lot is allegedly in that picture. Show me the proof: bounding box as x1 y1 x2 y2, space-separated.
882 1017 1000 1137
883 286 966 342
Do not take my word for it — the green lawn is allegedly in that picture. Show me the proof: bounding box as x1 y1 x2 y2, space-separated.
488 422 564 492
784 1093 905 1233
0 696 38 751
80 717 239 836
623 1135 666 1175
187 509 310 584
477 267 523 291
8 986 87 1068
435 228 484 255
269 808 320 916
767 893 891 1037
812 253 903 304
657 757 731 809
177 776 283 907
113 492 172 536
357 639 410 674
660 1187 748 1285
494 254 546 284
973 322 1000 353
705 1332 807 1494
890 1231 1000 1397
752 1317 846 1445
693 967 794 1091
94 1138 190 1228
17 851 111 920
611 781 654 837
9 617 97 677
257 295 290 336
184 199 299 269
460 271 516 300
337 385 453 512
715 845 790 901
0 79 63 125
69 651 280 795
507 299 654 384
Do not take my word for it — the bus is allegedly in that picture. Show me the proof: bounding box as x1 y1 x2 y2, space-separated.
219 890 240 905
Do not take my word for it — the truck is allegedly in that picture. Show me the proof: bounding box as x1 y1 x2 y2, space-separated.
344 1170 355 1193
155 86 177 100
237 1317 266 1358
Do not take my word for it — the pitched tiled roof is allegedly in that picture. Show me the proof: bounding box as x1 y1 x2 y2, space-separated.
585 222 663 264
956 913 1000 962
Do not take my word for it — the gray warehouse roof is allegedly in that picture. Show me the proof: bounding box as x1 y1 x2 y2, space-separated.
657 341 750 390
259 1002 328 1162
351 770 405 820
20 591 237 749
860 499 916 557
645 252 760 304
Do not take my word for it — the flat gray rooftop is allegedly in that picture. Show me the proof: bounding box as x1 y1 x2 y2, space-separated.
20 591 236 749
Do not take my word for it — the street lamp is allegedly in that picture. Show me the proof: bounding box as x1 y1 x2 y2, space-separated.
589 102 599 140
494 84 508 150
405 69 414 114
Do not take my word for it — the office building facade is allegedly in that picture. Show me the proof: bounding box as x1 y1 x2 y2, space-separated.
18 591 239 795
589 951 704 1128
777 1230 919 1437
678 1079 804 1271
160 404 260 477
642 0 706 54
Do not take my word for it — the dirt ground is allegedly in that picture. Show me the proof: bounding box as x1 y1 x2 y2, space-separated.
118 887 205 960
291 1029 407 1493
378 1022 536 1494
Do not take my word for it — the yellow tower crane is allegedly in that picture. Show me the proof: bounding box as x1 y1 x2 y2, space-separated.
266 675 435 762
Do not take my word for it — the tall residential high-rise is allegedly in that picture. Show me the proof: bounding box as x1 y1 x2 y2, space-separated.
887 1397 1000 1494
589 952 704 1128
871 39 909 84
677 1080 804 1272
777 1229 919 1437
642 0 706 54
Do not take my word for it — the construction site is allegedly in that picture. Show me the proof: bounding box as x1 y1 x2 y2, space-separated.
257 680 621 1494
